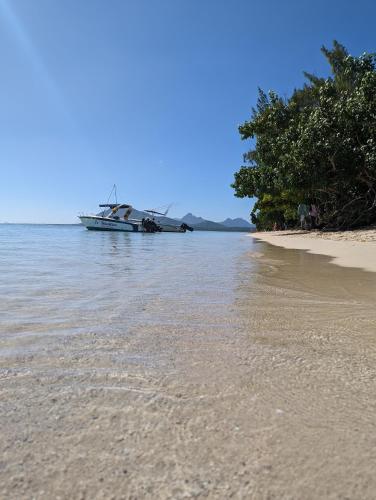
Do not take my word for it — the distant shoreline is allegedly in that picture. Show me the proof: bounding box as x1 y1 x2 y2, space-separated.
0 222 81 226
251 228 376 273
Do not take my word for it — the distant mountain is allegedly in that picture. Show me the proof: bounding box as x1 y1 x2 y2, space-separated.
180 213 206 225
220 217 252 228
179 213 254 232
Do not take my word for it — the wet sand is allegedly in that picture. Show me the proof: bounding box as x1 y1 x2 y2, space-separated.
1 241 376 499
253 229 376 272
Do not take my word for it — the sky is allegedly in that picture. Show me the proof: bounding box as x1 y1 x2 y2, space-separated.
0 0 375 223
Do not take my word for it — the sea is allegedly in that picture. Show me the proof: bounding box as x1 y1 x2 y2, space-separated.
0 224 255 351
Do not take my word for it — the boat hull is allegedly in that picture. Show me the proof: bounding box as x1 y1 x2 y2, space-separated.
79 216 142 232
158 223 185 232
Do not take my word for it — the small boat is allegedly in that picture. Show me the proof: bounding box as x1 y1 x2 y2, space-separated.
79 202 193 233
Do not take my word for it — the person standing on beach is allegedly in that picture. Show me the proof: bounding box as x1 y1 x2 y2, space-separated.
297 203 309 229
309 204 319 229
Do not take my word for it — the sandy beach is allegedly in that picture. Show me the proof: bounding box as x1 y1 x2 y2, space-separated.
1 229 376 499
252 227 376 273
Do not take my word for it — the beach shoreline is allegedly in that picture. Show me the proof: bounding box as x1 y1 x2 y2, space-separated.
251 228 376 273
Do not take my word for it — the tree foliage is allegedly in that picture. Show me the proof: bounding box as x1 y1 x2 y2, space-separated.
232 41 376 230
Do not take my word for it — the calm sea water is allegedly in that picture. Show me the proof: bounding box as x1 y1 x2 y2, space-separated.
0 225 254 347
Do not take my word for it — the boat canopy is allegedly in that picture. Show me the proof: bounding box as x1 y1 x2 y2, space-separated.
99 204 132 209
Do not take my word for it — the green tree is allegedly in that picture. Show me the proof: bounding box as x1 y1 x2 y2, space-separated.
232 41 376 230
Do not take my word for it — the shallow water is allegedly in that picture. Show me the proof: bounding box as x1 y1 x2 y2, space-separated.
0 225 254 357
1 224 376 499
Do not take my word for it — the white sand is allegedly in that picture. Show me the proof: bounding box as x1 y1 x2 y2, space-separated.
252 229 376 273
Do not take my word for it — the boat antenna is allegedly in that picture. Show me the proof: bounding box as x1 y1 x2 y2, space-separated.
106 184 118 204
165 203 172 216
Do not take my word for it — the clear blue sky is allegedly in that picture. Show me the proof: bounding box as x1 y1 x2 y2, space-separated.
0 0 375 223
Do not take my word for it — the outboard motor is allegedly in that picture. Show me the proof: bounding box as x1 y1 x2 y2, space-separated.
142 218 162 233
180 223 194 232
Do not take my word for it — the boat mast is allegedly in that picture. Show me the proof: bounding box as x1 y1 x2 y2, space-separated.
106 184 117 204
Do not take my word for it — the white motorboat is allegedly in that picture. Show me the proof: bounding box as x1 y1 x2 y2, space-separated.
79 202 193 233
